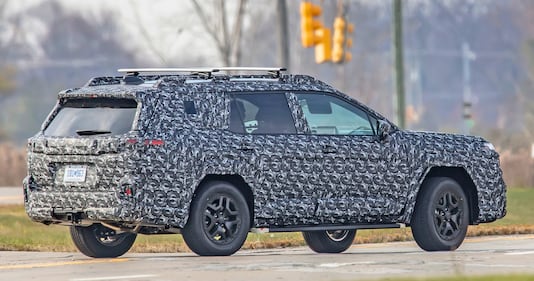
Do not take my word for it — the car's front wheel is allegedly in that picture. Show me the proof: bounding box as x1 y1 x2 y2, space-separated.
411 177 469 251
302 229 356 253
182 181 250 256
70 223 137 258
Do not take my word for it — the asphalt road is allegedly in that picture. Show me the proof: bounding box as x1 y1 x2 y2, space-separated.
1 235 534 281
0 187 22 205
2 188 534 280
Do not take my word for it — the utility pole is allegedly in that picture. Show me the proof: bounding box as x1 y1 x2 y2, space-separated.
393 0 406 129
462 42 476 134
277 0 290 70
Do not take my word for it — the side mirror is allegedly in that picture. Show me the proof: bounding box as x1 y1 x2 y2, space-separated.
377 120 391 140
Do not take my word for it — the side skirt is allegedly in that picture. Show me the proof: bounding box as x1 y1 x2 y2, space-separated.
251 223 405 233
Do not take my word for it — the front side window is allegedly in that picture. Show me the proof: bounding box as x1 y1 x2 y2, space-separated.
229 93 296 134
296 93 374 135
44 98 137 137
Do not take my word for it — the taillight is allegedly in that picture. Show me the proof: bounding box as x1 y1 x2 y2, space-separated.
30 139 46 153
119 177 135 199
144 139 164 146
123 185 134 197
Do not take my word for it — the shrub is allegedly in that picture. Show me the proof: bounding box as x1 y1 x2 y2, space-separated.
0 143 26 187
499 148 534 188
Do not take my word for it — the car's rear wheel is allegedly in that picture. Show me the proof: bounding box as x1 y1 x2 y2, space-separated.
70 223 136 258
411 177 469 251
302 229 356 253
182 181 250 256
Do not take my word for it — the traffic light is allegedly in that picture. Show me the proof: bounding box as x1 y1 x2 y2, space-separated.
315 27 332 63
463 100 472 119
405 105 419 123
331 16 354 63
300 2 323 48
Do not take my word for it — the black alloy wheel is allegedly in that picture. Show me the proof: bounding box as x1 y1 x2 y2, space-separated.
70 223 137 258
434 190 464 240
182 181 250 256
303 229 356 253
411 177 469 251
204 193 242 243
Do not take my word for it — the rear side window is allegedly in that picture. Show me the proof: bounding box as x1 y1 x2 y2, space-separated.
44 98 137 137
229 93 296 134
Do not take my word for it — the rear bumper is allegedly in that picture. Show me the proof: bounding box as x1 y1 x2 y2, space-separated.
24 141 140 224
24 178 138 224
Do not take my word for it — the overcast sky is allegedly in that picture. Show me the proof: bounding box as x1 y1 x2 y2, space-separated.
2 0 223 66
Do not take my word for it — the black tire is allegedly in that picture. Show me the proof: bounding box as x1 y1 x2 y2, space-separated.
182 181 250 256
70 223 137 258
411 177 469 251
302 229 356 253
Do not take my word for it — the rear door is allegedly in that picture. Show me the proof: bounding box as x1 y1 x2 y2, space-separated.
227 92 318 225
30 97 139 213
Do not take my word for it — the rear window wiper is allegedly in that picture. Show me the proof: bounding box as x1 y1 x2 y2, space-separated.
76 129 112 136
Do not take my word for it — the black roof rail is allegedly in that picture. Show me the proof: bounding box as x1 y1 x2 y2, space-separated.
211 67 287 78
118 68 215 78
117 67 287 79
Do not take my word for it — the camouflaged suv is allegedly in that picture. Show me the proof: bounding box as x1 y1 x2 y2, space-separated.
24 67 506 257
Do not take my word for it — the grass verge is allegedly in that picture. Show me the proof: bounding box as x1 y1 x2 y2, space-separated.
1 188 533 253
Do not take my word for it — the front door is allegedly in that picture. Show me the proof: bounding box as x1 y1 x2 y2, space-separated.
294 92 407 224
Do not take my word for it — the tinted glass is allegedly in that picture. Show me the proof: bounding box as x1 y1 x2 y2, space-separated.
296 93 374 135
229 93 296 134
44 98 137 137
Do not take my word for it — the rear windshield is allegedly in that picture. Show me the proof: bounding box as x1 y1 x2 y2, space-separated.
44 98 138 137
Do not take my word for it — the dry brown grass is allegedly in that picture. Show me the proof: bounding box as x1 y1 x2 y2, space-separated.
499 148 534 187
238 225 534 252
1 143 533 188
2 202 534 253
0 143 26 187
468 224 534 236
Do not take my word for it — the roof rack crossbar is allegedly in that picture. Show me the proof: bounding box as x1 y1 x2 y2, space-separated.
117 67 286 78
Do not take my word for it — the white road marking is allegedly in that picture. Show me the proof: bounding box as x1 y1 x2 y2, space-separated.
70 275 157 281
504 251 534 256
467 263 528 268
318 262 373 268
0 259 128 270
431 262 528 269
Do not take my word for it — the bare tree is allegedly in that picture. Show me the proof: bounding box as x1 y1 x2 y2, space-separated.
0 0 16 97
511 1 534 140
129 3 173 65
191 0 248 66
0 66 15 95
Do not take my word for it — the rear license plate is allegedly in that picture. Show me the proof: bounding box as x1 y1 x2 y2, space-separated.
63 165 87 183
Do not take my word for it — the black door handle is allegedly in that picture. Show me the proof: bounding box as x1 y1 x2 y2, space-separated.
322 145 337 154
238 143 254 152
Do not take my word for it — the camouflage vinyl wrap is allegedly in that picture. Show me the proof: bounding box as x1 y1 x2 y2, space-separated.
24 74 506 230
